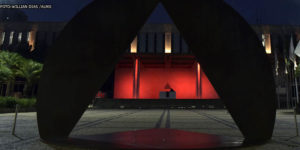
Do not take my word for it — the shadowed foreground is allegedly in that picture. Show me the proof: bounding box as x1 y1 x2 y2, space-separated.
0 109 299 149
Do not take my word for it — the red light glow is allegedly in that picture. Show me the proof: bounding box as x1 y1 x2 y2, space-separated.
114 57 219 99
114 67 134 99
134 58 139 98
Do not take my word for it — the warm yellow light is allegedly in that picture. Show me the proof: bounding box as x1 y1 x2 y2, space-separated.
165 32 172 54
28 25 38 52
262 34 271 54
130 36 137 53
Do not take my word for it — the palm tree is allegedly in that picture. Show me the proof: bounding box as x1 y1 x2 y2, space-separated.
0 51 24 96
16 59 43 97
0 64 13 96
0 64 12 81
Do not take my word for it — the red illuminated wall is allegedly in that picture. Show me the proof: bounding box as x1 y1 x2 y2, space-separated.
200 70 219 99
114 67 134 99
139 67 196 99
114 57 219 99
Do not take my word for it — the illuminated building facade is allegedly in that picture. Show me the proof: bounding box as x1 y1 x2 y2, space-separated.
114 24 219 99
0 22 300 107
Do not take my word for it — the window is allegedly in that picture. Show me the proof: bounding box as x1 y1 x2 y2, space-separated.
18 32 22 42
165 32 172 53
9 31 14 45
262 34 271 54
27 31 31 42
0 32 5 45
130 36 137 53
27 31 36 51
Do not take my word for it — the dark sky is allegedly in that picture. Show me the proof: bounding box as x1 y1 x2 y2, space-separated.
1 0 300 25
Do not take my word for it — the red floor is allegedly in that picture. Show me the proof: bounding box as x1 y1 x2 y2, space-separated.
68 128 243 149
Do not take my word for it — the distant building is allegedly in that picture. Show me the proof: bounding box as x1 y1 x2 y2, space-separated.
0 21 300 108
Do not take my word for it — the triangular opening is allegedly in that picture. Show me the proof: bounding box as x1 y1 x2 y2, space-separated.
145 3 174 24
97 3 219 100
68 1 245 149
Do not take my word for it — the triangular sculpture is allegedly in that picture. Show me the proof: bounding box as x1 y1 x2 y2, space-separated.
37 0 276 145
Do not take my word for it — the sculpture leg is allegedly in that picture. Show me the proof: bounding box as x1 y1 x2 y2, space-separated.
161 0 277 143
37 0 159 141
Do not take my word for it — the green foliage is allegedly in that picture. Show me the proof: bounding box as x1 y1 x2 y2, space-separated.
15 59 43 84
0 96 36 108
0 51 25 74
0 64 13 82
0 51 43 97
0 51 43 82
15 98 36 108
0 97 17 108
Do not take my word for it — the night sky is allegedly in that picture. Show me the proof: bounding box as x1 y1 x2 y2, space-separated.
1 0 300 25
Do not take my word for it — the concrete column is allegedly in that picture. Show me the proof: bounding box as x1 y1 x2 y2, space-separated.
148 32 155 53
138 33 146 53
156 32 164 53
172 33 180 54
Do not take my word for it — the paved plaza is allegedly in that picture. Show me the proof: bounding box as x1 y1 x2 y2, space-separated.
0 109 299 149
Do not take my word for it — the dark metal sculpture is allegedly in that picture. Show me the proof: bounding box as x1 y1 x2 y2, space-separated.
37 0 277 145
